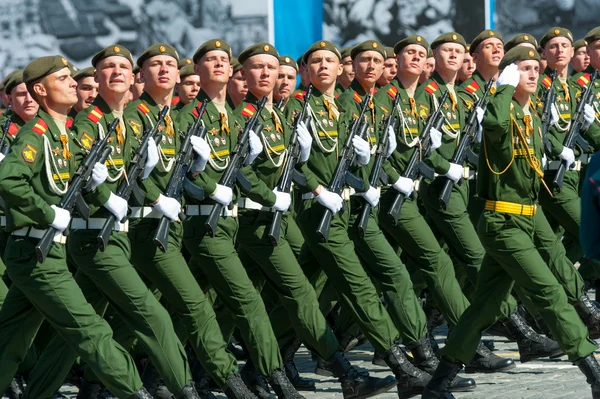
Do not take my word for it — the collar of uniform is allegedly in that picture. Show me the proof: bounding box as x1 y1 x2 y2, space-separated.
244 91 271 120
10 112 26 129
470 70 487 91
138 92 160 116
37 108 64 139
430 71 450 89
349 79 370 98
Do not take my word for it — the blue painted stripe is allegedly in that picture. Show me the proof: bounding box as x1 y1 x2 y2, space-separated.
273 0 323 61
489 0 495 29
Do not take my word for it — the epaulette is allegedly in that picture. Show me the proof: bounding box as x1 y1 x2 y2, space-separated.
87 106 104 124
353 92 362 103
7 123 18 137
241 103 257 118
576 73 592 88
464 80 480 94
191 101 204 119
387 86 398 99
171 96 180 105
294 91 306 100
66 118 73 129
137 103 151 114
31 118 48 136
424 81 439 95
541 75 552 89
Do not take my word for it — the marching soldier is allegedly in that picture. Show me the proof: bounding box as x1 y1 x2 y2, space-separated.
504 33 539 53
273 55 298 109
173 63 201 113
456 45 474 85
336 46 354 95
571 39 590 75
70 67 98 118
226 57 247 109
419 49 435 85
376 46 397 88
130 65 145 101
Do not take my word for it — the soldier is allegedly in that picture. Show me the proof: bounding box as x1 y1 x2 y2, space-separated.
0 70 20 119
226 57 247 109
457 45 474 85
174 63 201 111
336 46 354 95
172 57 197 109
376 46 397 87
581 151 600 261
504 33 539 53
571 39 590 75
419 49 435 84
0 55 151 397
297 55 310 91
273 55 298 109
71 67 98 118
422 46 600 399
130 65 145 101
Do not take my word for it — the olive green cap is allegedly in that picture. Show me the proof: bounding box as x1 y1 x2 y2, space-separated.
230 57 242 74
499 46 540 70
504 33 538 52
465 44 471 54
573 39 588 50
238 42 279 64
137 43 179 68
427 48 433 58
340 46 353 60
133 65 140 75
23 55 71 85
296 54 305 67
279 55 298 72
179 64 195 79
431 32 466 50
302 40 341 64
470 30 503 54
540 27 573 49
394 35 429 55
384 46 395 59
193 39 232 64
178 58 193 69
1 69 20 91
585 27 600 45
4 70 24 95
73 66 95 81
351 40 386 60
91 44 134 68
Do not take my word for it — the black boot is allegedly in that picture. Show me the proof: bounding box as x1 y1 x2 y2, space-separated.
175 383 201 399
575 354 600 399
280 338 316 391
227 340 247 361
326 351 396 398
187 346 218 398
314 356 333 377
382 343 431 399
135 387 154 399
76 380 103 399
4 378 23 399
240 360 274 399
465 342 515 373
222 372 259 399
266 369 305 399
141 363 163 396
503 312 564 362
371 350 386 367
576 295 600 339
421 358 460 399
407 337 475 392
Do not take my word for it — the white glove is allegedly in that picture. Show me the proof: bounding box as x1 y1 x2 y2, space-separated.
246 130 263 165
316 188 343 214
386 126 397 158
359 186 380 207
153 194 181 222
352 135 371 165
190 135 210 173
392 176 414 196
550 103 560 126
584 103 595 130
209 184 233 206
542 154 547 168
430 127 443 151
444 163 463 183
272 189 291 212
143 139 159 179
0 153 5 163
496 63 520 88
103 192 128 221
475 106 485 124
559 147 575 169
90 162 108 191
297 121 312 163
50 205 71 232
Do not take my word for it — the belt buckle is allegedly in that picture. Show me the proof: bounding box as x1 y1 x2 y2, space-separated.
462 166 470 180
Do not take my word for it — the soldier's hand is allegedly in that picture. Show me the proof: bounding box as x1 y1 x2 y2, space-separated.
90 162 108 191
430 127 443 151
246 130 263 165
315 187 343 214
584 104 595 130
190 136 210 173
153 194 182 222
0 153 5 163
209 184 233 206
386 126 397 158
392 176 414 196
559 147 575 169
103 192 128 222
50 205 71 232
143 139 159 179
359 186 380 207
297 121 312 163
272 189 291 212
444 163 463 183
497 63 520 88
352 136 371 165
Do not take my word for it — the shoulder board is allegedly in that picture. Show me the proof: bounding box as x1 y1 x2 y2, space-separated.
191 101 203 119
424 81 439 95
576 73 591 87
31 118 48 136
171 96 180 105
294 91 306 100
373 88 378 94
87 105 104 123
541 76 552 89
387 86 398 99
353 92 362 103
66 118 73 129
241 103 257 118
7 123 18 136
137 103 151 114
464 80 480 94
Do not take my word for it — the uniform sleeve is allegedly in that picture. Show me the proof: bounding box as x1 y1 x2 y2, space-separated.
418 91 451 175
482 85 515 144
175 104 196 135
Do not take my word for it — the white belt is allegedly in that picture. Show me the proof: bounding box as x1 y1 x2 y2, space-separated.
302 187 355 200
130 206 162 219
11 227 67 244
237 198 274 212
0 216 5 227
185 204 238 217
71 218 129 232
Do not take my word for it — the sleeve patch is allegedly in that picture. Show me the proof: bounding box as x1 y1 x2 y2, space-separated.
80 132 94 150
21 144 37 163
128 120 142 136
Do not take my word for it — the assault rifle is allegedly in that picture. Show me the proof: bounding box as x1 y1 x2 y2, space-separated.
540 69 557 155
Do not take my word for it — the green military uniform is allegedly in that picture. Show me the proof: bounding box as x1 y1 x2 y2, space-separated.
580 151 600 260
0 56 144 397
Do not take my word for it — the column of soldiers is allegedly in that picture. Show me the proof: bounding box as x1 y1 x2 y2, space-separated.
0 23 600 399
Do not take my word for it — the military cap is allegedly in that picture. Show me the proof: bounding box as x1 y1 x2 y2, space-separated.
351 40 386 60
92 44 134 68
296 55 305 67
465 44 471 53
238 42 279 64
1 69 20 92
133 65 140 75
23 55 71 84
193 39 233 64
384 46 395 59
340 46 353 60
394 35 429 55
302 41 341 64
73 66 95 82
279 55 298 72
137 43 179 68
179 64 195 79
178 58 193 69
504 33 538 52
499 46 540 70
540 27 573 49
573 39 588 51
230 57 242 74
4 70 24 95
585 27 600 45
470 30 503 54
431 32 466 50
427 48 433 58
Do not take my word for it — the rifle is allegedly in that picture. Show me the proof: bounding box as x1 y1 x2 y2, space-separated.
153 102 208 252
0 119 11 156
36 118 119 263
438 79 494 210
275 97 285 110
386 91 449 225
204 96 267 237
357 91 400 237
96 106 169 251
540 69 557 155
316 94 371 242
268 85 313 245
552 69 597 191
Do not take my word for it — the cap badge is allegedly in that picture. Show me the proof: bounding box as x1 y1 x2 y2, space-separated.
61 57 68 66
416 36 422 42
320 41 326 48
264 45 270 52
113 46 120 53
554 29 560 35
215 41 221 48
372 42 378 48
285 57 290 63
523 35 529 41
452 34 457 40
528 50 535 58
159 45 166 53
489 31 495 36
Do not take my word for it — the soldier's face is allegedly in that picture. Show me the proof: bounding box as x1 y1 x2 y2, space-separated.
434 43 464 73
242 54 279 97
473 38 504 68
353 51 384 86
397 45 426 77
274 65 297 101
176 75 201 105
75 76 99 111
515 60 540 96
420 57 435 83
227 70 247 107
9 82 38 122
34 68 77 109
572 47 590 73
339 56 354 88
378 57 397 86
458 52 475 82
131 72 144 100
141 55 179 92
197 50 232 85
307 50 342 89
95 56 134 95
544 37 574 69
